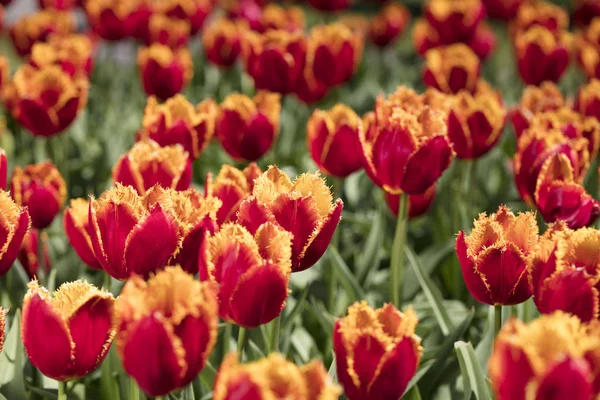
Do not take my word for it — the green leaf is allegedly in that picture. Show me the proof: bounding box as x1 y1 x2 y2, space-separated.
308 297 335 335
475 306 495 371
355 208 385 283
328 246 365 303
403 386 423 400
0 310 26 400
180 383 195 400
403 359 437 394
198 361 217 390
405 246 454 335
282 285 310 329
455 341 492 400
99 347 120 400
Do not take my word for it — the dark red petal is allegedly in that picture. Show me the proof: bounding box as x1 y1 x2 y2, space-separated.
213 184 245 225
113 157 142 194
64 212 101 270
27 187 61 229
174 314 213 385
402 136 453 194
490 340 535 400
536 269 598 322
0 208 30 276
476 246 532 305
371 125 415 192
352 333 386 397
237 113 275 162
173 218 217 275
333 320 362 400
448 110 470 158
56 96 82 133
0 151 6 190
456 231 493 305
535 358 593 400
368 338 419 400
320 125 363 178
236 198 272 235
16 99 59 137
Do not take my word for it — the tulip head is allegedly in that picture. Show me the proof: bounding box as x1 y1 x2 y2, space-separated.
513 1 569 33
385 185 437 219
63 198 102 270
9 10 73 56
237 166 343 272
146 14 191 49
423 44 481 95
510 82 565 137
22 280 116 381
202 18 244 68
0 190 30 277
333 302 422 400
574 0 600 26
85 0 148 40
139 95 216 160
425 0 485 42
307 104 363 177
29 34 94 78
137 44 193 101
575 78 600 123
153 0 212 35
18 229 51 280
369 3 411 47
483 0 524 20
259 4 305 33
216 91 281 162
457 205 539 305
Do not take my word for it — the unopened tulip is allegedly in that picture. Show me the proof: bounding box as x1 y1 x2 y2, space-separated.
11 162 66 230
9 11 73 56
307 104 362 177
29 34 94 78
153 0 212 35
0 190 30 277
214 353 341 400
369 3 411 47
22 280 116 380
307 0 349 12
18 229 51 279
85 0 150 41
484 0 524 20
237 166 343 272
575 78 600 122
423 44 481 94
386 185 437 219
137 44 193 101
425 0 485 42
202 18 244 68
489 312 600 399
146 14 190 49
216 91 280 161
334 302 421 400
510 82 565 137
138 95 216 160
513 1 569 33
457 205 539 305
117 266 218 397
63 198 101 270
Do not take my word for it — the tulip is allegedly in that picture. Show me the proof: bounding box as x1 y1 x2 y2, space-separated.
333 302 421 400
202 18 244 68
306 23 363 88
38 0 76 10
138 95 216 160
423 44 481 95
85 0 150 41
237 166 343 272
484 0 524 20
153 0 212 35
18 229 51 280
225 0 264 32
307 104 362 177
11 162 66 230
29 34 94 78
9 11 73 57
447 89 506 158
425 0 485 42
307 0 349 12
574 0 600 26
294 70 329 104
369 3 411 47
199 222 291 327
0 190 30 277
456 205 539 305
63 198 102 270
138 44 193 101
513 1 569 33
146 14 190 49
385 185 437 219
117 266 218 397
510 82 565 137
214 353 341 400
216 91 281 162
242 29 307 94
0 56 9 96
259 4 305 33
22 280 116 380
489 312 600 400
515 26 571 86
575 78 600 122
0 148 6 191
88 184 182 280
4 65 89 137
205 163 262 225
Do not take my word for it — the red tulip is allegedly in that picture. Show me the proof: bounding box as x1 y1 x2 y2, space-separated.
307 0 349 12
423 44 481 94
117 266 218 397
510 82 565 137
22 280 116 381
425 0 485 42
216 91 280 162
29 34 94 78
11 162 66 230
202 18 244 68
513 1 569 33
294 70 329 104
574 0 600 26
9 11 74 57
146 14 190 49
0 190 30 277
575 78 600 122
385 184 437 219
18 229 51 279
38 0 76 10
63 198 102 270
484 0 524 20
456 205 539 305
85 0 150 41
258 4 305 33
369 3 411 47
138 44 193 101
334 302 422 400
153 0 213 35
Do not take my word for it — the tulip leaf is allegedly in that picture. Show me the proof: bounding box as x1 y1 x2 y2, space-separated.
405 246 454 335
308 297 335 336
455 341 493 400
328 246 366 303
180 383 196 400
475 306 495 371
355 208 385 283
100 347 121 400
403 358 437 394
198 361 217 391
0 310 26 400
282 284 310 329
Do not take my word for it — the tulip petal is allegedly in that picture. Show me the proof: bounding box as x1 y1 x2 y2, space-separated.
237 198 272 235
64 211 101 270
351 333 387 396
333 321 362 400
402 136 453 194
0 208 30 276
27 187 61 230
237 113 275 161
456 231 493 305
174 219 217 275
113 157 143 194
174 314 214 384
299 199 344 272
368 337 419 400
490 339 535 400
17 99 59 137
535 358 593 400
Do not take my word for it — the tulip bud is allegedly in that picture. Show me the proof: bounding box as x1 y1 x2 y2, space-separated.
18 229 51 280
205 163 262 225
0 148 6 191
154 0 212 35
22 280 116 381
29 34 94 78
11 162 66 230
63 198 101 270
137 44 193 101
9 11 74 57
85 0 149 41
0 190 30 277
484 0 524 20
237 166 343 272
146 14 190 49
214 353 341 400
369 3 411 47
202 18 244 68
385 185 437 219
515 26 571 86
513 1 569 33
5 65 89 137
334 302 422 400
38 0 76 10
425 0 485 42
138 95 216 160
200 222 292 327
423 44 481 94
216 91 281 161
575 78 600 122
510 82 565 137
489 312 600 400
457 205 539 305
117 266 218 397
307 104 362 177
307 0 349 12
260 4 305 33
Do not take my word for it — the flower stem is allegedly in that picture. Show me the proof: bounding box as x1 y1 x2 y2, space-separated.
328 178 342 313
494 305 503 338
103 272 112 293
129 376 139 400
237 327 247 359
58 381 66 400
223 323 232 355
269 315 281 353
390 193 408 308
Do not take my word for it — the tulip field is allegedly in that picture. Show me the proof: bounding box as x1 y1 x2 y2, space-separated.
1 0 600 399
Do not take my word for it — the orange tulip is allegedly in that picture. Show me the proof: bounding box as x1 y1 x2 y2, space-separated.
259 4 305 33
423 44 481 95
425 0 485 42
137 44 193 101
0 190 30 277
9 10 73 56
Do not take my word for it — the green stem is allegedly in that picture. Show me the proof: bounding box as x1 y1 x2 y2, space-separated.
129 376 139 400
237 327 247 358
390 193 409 308
103 272 112 293
223 323 232 355
494 305 503 338
328 178 342 313
269 315 281 353
58 381 66 400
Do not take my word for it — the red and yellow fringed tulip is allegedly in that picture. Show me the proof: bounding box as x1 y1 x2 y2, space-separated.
423 44 481 94
216 91 280 162
575 78 600 122
515 26 571 86
9 10 73 57
205 163 262 225
385 185 437 219
85 0 149 41
259 4 305 33
242 29 307 94
146 14 190 49
18 229 51 279
368 2 411 48
425 0 485 42
306 23 363 88
307 0 349 12
22 280 116 381
484 0 524 20
11 162 66 230
574 0 600 26
214 353 341 400
38 0 76 10
64 198 101 270
199 222 292 327
112 140 192 195
4 65 89 137
489 312 600 399
513 1 569 33
0 190 30 277
510 82 565 137
117 266 218 397
138 95 216 160
307 104 362 178
137 44 193 101
29 34 94 78
237 166 343 272
333 302 422 400
202 18 244 68
153 0 213 35
456 205 539 305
